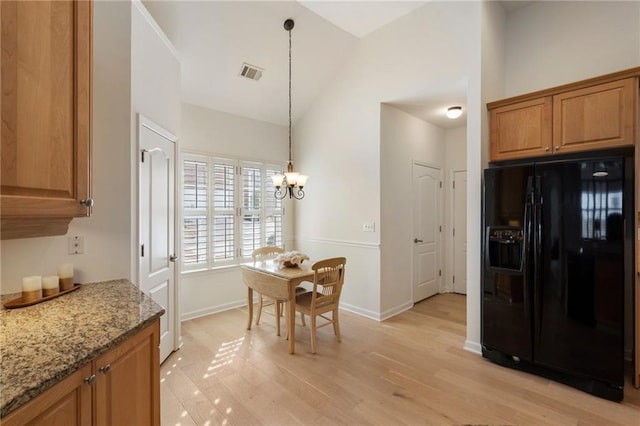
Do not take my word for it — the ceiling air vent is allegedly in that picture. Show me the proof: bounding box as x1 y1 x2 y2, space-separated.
239 63 263 81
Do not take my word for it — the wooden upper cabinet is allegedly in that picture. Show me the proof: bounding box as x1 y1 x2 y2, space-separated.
490 97 552 161
488 69 639 163
553 78 636 154
0 0 92 239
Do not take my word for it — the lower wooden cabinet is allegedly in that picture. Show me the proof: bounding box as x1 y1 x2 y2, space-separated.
94 321 160 426
1 321 159 426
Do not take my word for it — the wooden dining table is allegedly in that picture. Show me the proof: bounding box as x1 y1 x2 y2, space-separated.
241 260 314 354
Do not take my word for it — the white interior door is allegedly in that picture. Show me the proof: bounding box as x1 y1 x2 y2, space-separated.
453 170 467 294
139 115 177 363
412 163 442 302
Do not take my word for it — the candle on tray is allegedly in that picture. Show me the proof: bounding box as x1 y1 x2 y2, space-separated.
42 275 60 297
58 263 74 291
22 276 42 302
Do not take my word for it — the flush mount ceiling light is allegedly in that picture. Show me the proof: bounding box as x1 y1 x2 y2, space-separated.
446 106 463 119
272 19 308 200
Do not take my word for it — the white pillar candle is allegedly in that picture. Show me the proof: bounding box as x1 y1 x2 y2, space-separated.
57 263 74 279
58 264 74 291
22 276 42 292
42 275 60 296
22 276 43 302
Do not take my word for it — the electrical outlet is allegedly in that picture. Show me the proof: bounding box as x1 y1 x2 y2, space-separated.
68 235 85 254
362 221 375 232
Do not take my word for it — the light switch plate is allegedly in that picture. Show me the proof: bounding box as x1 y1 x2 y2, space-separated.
362 222 375 232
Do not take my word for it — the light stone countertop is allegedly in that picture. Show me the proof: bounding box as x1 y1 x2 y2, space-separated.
0 279 165 417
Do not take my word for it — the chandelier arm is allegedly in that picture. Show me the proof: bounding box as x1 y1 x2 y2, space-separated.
274 188 287 200
291 187 305 200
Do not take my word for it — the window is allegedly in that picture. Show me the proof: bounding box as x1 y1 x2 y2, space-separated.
182 154 285 271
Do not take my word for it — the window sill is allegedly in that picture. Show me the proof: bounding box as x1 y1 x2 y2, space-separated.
181 264 241 277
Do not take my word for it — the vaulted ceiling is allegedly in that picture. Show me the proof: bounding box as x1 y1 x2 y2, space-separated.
143 1 533 129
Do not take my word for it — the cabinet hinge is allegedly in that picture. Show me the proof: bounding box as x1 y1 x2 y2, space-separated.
453 228 455 237
141 244 145 257
141 149 146 163
439 269 442 277
453 276 455 284
439 225 442 232
453 181 455 189
439 181 442 188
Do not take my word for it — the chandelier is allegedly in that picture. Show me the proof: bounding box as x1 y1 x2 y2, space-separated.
272 19 308 200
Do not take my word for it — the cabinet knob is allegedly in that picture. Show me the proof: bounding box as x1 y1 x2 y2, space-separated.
169 254 179 262
84 374 97 385
414 238 423 243
99 364 111 374
544 147 550 151
555 146 560 151
80 198 94 207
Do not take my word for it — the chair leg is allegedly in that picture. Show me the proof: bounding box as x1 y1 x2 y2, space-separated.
300 312 306 326
310 314 317 354
256 294 264 325
333 308 341 342
275 300 281 337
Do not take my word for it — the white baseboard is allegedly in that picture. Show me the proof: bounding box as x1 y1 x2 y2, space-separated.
340 302 382 321
464 339 482 355
181 299 247 322
379 301 414 321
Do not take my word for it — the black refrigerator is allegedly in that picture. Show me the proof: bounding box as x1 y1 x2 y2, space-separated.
482 155 633 401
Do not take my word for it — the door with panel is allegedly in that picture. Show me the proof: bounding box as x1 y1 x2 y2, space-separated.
453 170 467 294
412 163 443 302
139 115 178 363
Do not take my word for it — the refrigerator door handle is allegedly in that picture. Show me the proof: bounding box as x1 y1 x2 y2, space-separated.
522 198 532 319
533 197 543 342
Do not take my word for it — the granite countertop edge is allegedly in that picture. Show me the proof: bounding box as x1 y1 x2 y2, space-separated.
0 279 165 418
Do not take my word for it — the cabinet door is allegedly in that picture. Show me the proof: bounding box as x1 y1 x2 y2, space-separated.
1 364 92 426
94 321 160 426
0 0 91 219
553 78 637 154
489 97 553 162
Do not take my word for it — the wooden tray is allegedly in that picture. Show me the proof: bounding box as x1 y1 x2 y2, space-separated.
3 284 81 309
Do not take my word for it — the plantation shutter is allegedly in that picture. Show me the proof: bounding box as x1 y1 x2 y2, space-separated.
265 167 284 248
241 162 262 257
212 159 236 264
182 158 208 270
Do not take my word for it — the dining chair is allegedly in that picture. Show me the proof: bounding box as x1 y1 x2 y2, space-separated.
251 247 306 336
294 257 346 354
251 247 284 335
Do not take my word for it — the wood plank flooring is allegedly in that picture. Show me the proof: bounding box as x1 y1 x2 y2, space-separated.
161 294 640 425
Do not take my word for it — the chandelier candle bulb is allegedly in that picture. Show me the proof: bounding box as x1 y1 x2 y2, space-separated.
42 275 60 297
22 276 43 303
58 263 74 291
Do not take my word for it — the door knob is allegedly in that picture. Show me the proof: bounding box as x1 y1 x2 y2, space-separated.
79 198 94 207
83 374 96 385
414 238 423 243
169 254 179 262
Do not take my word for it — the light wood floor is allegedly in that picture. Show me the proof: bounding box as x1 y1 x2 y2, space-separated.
161 294 640 425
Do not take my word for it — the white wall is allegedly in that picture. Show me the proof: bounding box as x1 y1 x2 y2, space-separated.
294 1 477 320
380 104 445 317
504 1 640 97
1 1 134 294
179 102 289 320
131 0 182 282
0 0 182 295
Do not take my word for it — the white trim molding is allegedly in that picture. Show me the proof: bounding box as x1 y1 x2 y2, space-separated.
298 237 380 249
464 339 482 355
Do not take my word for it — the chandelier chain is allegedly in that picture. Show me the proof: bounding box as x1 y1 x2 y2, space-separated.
288 26 292 162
